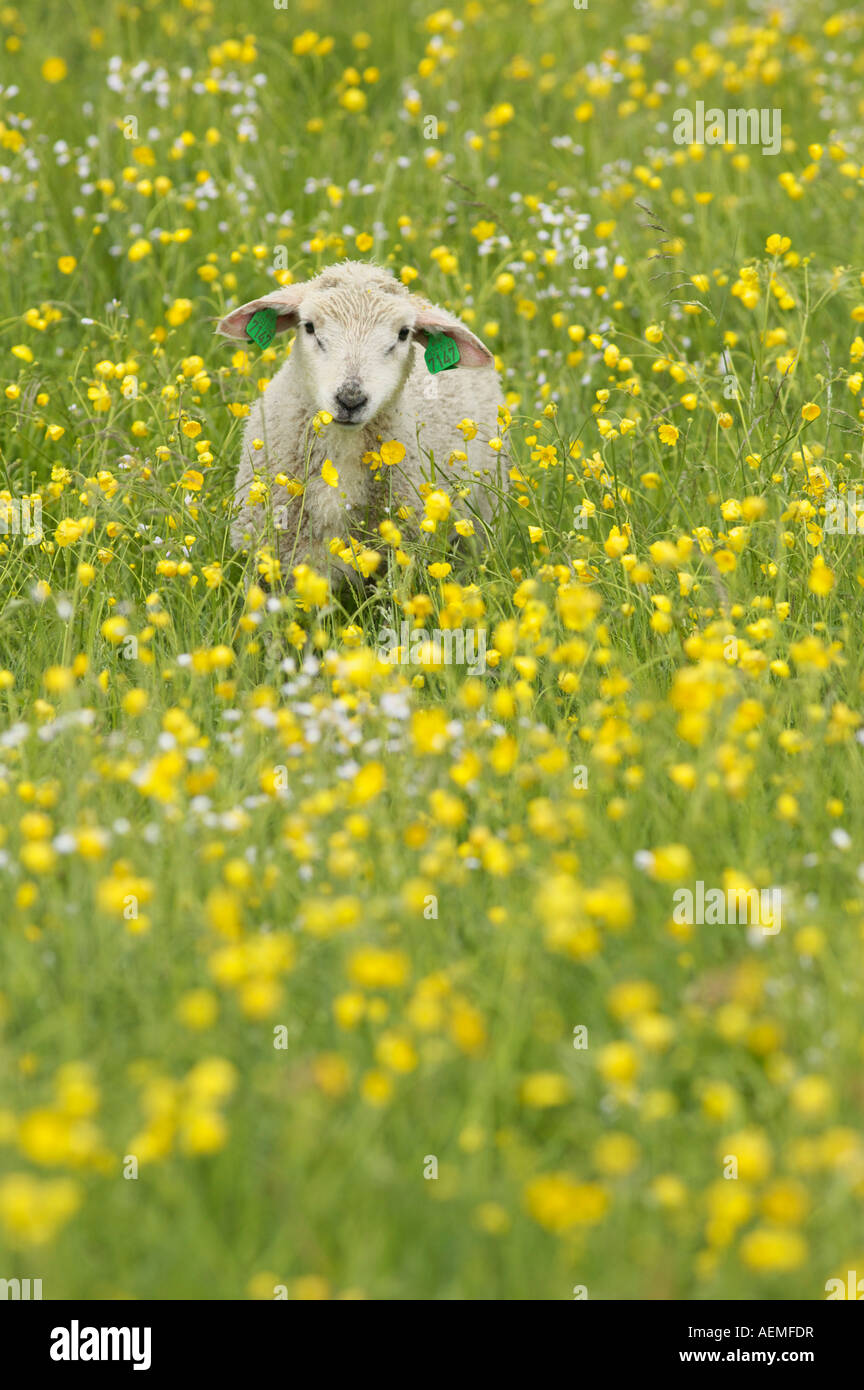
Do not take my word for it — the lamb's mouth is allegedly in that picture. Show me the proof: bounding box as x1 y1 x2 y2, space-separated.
333 415 365 427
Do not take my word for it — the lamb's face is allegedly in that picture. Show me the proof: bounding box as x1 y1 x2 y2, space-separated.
216 264 497 424
293 291 415 428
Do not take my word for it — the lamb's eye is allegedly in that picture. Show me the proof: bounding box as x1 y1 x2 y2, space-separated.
305 321 315 335
398 327 410 342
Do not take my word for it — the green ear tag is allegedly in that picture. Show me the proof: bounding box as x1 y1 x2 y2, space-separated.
424 332 460 373
246 307 278 348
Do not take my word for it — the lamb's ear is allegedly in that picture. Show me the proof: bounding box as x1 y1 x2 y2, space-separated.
215 284 306 339
410 301 495 367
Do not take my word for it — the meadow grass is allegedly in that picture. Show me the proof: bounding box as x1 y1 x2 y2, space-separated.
1 0 864 1300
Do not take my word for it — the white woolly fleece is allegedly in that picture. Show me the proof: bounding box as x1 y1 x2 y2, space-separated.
217 261 508 577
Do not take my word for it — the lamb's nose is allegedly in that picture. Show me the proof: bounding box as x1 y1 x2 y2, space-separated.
335 380 368 411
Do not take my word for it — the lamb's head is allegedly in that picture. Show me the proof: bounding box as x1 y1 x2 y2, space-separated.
217 260 495 428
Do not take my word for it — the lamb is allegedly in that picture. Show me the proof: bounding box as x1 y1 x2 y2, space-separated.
216 261 507 580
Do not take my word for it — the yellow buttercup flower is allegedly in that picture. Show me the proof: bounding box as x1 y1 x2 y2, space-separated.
524 1175 609 1232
